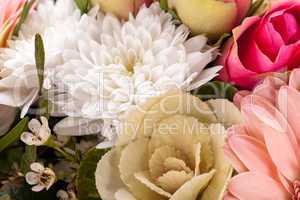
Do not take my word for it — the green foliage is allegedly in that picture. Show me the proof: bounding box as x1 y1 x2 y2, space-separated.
160 0 168 11
0 147 23 179
2 180 62 200
20 146 37 174
74 0 90 14
0 117 29 152
192 81 238 101
76 148 108 200
34 34 45 95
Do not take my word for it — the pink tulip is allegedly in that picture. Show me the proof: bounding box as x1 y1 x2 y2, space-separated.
218 1 300 89
0 0 27 47
224 68 300 200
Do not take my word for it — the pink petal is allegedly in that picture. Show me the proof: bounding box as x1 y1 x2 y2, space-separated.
224 142 248 173
260 112 300 182
218 38 234 82
233 90 251 108
255 19 284 61
234 0 251 23
238 25 274 73
271 12 300 45
252 76 286 105
277 86 300 154
227 134 278 178
223 192 239 200
289 68 300 90
228 172 290 200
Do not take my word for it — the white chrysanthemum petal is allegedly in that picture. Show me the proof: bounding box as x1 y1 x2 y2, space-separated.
50 2 220 143
0 0 101 117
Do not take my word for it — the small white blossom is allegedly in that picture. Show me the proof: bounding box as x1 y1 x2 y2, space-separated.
21 116 51 146
25 162 56 192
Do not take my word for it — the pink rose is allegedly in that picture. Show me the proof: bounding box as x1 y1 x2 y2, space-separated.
0 0 27 47
219 1 300 89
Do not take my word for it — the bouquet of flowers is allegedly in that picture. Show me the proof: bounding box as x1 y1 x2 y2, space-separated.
0 0 298 199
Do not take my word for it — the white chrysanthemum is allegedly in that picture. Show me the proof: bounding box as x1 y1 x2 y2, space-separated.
0 0 100 117
52 3 222 142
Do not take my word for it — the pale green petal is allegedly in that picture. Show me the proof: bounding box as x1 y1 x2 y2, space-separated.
119 138 162 200
95 149 125 200
207 99 242 128
170 170 216 200
200 124 233 200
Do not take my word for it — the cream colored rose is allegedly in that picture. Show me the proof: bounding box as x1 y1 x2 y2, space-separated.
95 90 242 200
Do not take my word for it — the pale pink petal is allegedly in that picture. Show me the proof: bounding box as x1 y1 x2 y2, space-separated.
228 172 290 200
278 86 300 145
233 90 251 108
263 125 300 182
289 68 300 90
223 192 239 200
227 134 277 178
224 143 248 173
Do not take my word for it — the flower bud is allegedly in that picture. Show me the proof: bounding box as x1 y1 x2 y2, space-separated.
91 0 153 20
168 0 251 40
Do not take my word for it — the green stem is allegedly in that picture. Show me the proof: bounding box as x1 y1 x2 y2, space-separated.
45 138 76 162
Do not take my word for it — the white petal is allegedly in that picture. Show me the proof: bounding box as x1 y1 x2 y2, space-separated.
28 119 42 134
54 117 102 136
38 127 51 144
20 132 36 146
25 172 39 185
30 162 45 173
21 89 39 118
40 116 49 128
31 184 45 192
187 66 223 91
184 35 208 53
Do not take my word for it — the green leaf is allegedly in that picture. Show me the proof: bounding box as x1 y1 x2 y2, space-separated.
192 81 238 101
160 0 168 11
0 117 29 152
20 146 37 174
76 148 108 200
13 0 36 36
0 147 23 179
34 34 45 95
74 0 89 14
